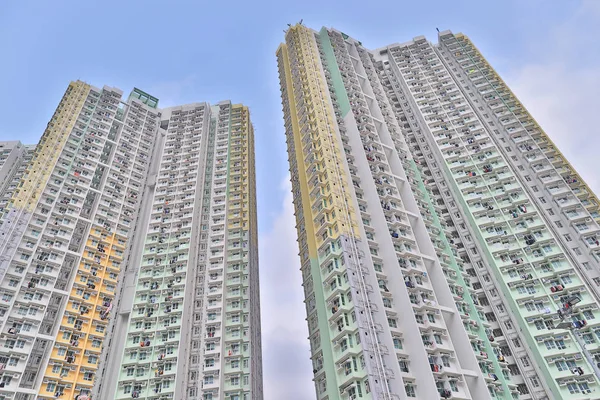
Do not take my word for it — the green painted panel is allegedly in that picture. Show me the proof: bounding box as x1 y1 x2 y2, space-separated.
310 254 339 398
437 158 573 398
319 27 351 118
409 160 515 399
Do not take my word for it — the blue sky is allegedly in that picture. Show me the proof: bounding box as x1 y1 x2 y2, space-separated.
1 1 599 398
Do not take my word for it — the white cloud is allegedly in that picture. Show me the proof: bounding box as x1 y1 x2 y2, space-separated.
259 177 314 400
505 0 600 196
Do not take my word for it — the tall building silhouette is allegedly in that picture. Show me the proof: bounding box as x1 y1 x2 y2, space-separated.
277 25 600 400
0 82 262 400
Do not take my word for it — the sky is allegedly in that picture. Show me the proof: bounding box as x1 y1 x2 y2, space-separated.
1 0 599 398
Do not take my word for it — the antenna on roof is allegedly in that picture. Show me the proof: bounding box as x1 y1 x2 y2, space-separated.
436 27 440 32
299 19 303 25
287 23 291 27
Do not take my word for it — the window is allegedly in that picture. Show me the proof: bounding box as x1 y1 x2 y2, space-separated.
567 383 580 394
583 262 591 270
573 247 582 256
555 360 568 371
564 234 572 242
534 320 545 330
449 380 458 392
530 376 540 388
583 310 595 320
583 333 595 344
578 383 590 394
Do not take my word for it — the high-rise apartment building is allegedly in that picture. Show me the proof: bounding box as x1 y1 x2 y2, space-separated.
0 141 36 216
0 81 262 400
95 101 262 400
277 24 600 400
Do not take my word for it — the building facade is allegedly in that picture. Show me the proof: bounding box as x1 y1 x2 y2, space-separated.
0 82 262 400
95 101 263 400
0 141 36 217
277 25 600 400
